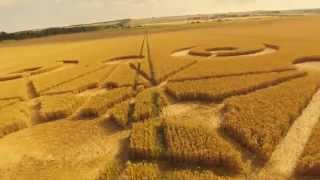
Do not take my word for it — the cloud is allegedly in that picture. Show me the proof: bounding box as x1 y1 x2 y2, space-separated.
0 0 320 32
0 0 16 7
77 0 106 7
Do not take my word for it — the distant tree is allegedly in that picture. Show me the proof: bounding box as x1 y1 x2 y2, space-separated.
0 20 130 42
0 31 9 41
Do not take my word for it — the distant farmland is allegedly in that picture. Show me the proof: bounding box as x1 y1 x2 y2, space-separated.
0 15 319 180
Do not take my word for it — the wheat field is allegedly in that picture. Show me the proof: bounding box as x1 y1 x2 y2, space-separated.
0 15 320 180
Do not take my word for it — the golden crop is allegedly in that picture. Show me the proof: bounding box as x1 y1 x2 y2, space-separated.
0 78 28 100
163 121 243 173
111 87 168 127
29 64 63 76
189 46 213 57
166 70 305 102
188 43 265 58
39 93 86 121
0 99 20 109
215 48 264 57
187 44 264 58
120 162 161 180
79 87 133 118
95 160 121 180
0 16 320 179
45 65 116 94
129 120 164 160
9 66 42 74
296 120 320 176
0 102 30 138
133 88 168 121
102 63 149 88
222 75 320 161
136 32 200 83
293 55 320 64
32 64 103 94
0 34 142 69
170 60 295 82
139 54 198 84
0 73 23 81
129 119 243 173
166 169 231 180
110 100 132 128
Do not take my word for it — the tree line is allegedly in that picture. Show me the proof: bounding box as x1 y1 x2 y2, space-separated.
0 19 130 41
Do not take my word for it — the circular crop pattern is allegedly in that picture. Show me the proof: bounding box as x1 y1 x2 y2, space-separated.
172 43 279 59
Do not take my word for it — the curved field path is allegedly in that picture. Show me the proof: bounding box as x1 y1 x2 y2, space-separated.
0 118 129 180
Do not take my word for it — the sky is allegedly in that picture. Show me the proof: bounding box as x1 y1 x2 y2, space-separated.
0 0 320 32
